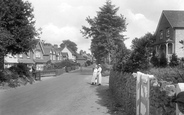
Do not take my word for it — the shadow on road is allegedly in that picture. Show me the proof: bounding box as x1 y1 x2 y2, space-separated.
95 82 125 115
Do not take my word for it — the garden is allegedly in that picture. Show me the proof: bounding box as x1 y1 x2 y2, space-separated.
0 59 81 89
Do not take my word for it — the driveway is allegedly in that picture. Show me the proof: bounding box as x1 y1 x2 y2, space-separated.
0 67 113 115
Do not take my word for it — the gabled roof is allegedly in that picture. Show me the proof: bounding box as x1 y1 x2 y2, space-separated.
35 39 45 54
155 10 184 36
66 47 76 55
163 10 184 28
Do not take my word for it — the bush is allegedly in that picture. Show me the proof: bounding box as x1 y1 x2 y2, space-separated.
150 54 159 67
169 53 179 67
159 53 168 67
110 67 184 115
9 63 31 78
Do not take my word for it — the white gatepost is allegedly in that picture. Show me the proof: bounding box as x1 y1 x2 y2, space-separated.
133 72 154 115
176 83 184 115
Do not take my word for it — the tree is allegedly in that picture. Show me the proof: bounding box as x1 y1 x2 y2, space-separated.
60 40 78 53
0 0 39 70
81 0 127 64
124 33 155 72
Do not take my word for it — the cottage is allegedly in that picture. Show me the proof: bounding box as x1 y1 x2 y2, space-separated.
153 10 184 61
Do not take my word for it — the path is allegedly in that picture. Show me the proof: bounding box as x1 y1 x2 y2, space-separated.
0 67 114 115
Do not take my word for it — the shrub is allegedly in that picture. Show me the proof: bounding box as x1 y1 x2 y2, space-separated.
169 53 179 67
9 63 31 78
150 54 159 67
159 52 168 67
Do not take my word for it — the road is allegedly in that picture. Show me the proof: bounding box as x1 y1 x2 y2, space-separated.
0 67 111 115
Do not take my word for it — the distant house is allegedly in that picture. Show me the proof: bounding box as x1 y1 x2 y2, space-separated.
61 46 76 62
4 54 18 68
33 40 47 71
76 54 86 66
153 10 184 60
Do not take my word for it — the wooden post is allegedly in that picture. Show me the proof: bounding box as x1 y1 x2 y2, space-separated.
176 83 184 115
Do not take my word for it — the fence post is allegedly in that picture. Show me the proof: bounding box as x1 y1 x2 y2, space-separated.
176 83 184 115
133 72 151 115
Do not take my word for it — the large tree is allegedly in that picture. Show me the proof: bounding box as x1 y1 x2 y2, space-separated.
81 0 127 64
60 40 78 53
0 0 39 69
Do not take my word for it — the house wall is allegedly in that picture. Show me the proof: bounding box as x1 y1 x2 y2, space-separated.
62 47 75 61
175 29 184 58
18 51 34 63
4 54 18 68
155 14 174 43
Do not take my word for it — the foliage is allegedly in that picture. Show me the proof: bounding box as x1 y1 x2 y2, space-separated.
109 67 184 115
159 52 168 67
169 53 179 67
81 0 127 63
60 40 78 53
120 33 155 73
9 63 31 78
0 0 40 70
150 52 160 67
44 59 78 70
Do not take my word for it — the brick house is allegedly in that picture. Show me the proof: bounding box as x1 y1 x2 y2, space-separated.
4 54 18 68
33 40 47 71
153 10 184 61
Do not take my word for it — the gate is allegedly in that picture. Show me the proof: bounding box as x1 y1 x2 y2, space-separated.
133 71 184 115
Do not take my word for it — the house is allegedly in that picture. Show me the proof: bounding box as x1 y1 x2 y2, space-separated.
4 54 18 68
17 51 35 69
43 44 63 64
61 46 76 62
153 10 184 61
76 53 86 66
33 40 47 71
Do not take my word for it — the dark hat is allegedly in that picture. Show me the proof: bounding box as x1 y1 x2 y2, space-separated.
172 91 184 103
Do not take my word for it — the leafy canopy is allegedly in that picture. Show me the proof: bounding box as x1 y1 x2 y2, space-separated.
81 0 127 63
60 40 78 53
0 0 39 55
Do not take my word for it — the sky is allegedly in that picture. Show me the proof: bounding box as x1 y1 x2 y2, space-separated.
28 0 184 54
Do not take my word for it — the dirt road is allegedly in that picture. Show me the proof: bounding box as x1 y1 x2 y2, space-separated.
0 67 114 115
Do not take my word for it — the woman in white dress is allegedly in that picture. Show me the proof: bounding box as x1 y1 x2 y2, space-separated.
91 64 98 85
97 64 102 85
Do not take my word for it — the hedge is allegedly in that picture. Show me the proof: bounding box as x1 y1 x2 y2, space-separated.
109 67 184 115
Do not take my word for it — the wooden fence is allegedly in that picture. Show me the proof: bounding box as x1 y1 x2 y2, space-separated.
35 68 66 80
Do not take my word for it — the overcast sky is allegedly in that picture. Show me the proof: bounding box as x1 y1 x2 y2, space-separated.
28 0 184 53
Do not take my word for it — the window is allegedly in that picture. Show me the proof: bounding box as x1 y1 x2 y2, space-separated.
27 51 30 58
19 54 23 58
166 28 170 38
35 50 41 58
50 51 52 60
160 30 163 39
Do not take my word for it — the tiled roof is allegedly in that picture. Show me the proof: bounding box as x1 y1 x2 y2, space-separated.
163 10 184 28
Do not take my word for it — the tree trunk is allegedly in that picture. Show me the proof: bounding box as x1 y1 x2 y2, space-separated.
0 52 4 71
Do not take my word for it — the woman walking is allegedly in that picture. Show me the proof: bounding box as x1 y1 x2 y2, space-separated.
91 64 98 85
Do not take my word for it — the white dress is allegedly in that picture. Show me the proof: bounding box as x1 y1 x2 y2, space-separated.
91 68 98 84
97 67 102 85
